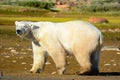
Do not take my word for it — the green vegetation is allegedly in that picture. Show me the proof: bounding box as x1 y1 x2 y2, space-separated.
103 32 120 41
18 1 54 9
0 0 54 10
0 5 49 17
0 15 120 41
0 26 15 36
0 1 120 41
77 2 120 13
0 0 120 13
95 23 120 30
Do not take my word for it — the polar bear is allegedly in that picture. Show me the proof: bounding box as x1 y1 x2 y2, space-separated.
15 20 103 75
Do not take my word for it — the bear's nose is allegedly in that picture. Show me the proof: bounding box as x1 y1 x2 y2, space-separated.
16 30 22 35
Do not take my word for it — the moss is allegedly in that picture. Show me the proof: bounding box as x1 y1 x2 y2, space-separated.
103 32 120 41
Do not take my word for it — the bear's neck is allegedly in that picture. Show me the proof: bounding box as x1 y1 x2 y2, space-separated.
25 30 36 41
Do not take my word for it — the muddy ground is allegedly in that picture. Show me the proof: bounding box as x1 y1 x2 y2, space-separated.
0 36 120 80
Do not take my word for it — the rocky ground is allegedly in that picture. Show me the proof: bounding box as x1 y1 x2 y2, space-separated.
0 38 120 80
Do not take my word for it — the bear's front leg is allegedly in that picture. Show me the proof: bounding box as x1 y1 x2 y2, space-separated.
30 41 47 73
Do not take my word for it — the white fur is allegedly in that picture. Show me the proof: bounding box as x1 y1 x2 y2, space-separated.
15 20 103 75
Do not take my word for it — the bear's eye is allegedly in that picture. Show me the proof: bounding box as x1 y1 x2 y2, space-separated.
23 26 28 29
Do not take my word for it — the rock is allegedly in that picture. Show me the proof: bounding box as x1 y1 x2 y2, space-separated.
110 60 115 62
67 62 71 65
27 48 32 51
21 62 27 65
0 46 3 48
10 49 18 54
19 56 24 59
104 63 111 66
4 56 10 58
21 52 27 55
51 71 56 75
102 46 120 51
113 63 117 66
45 62 51 65
0 71 3 77
88 17 109 23
8 47 14 50
12 60 17 63
117 52 120 55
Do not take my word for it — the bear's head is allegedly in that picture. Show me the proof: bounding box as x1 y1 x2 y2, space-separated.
15 21 32 38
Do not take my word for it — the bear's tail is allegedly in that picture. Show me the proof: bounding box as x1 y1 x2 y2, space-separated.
99 33 103 46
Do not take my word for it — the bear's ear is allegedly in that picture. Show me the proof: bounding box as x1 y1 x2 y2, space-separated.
30 24 40 30
15 21 19 24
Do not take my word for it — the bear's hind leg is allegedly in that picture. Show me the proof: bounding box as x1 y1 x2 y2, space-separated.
48 48 67 75
90 52 99 75
90 45 102 75
73 45 92 75
43 37 67 75
75 53 92 74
